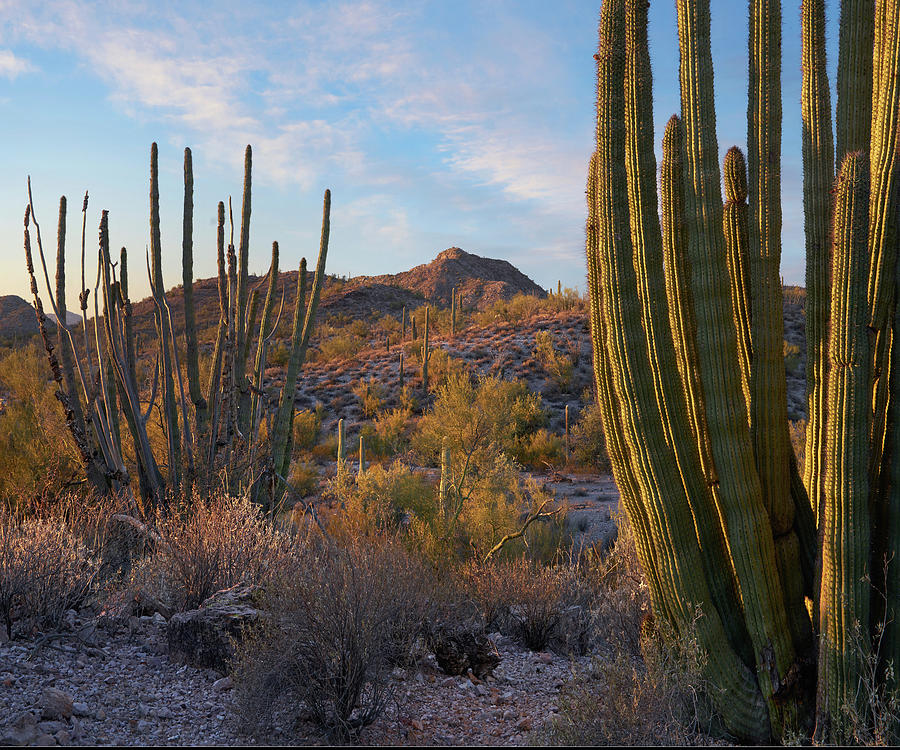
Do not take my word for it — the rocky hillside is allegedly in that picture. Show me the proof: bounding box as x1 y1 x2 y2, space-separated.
0 296 39 341
344 247 547 309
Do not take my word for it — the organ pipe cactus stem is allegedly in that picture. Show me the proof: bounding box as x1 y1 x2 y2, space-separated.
836 0 874 161
235 145 252 391
358 434 365 478
412 316 418 341
399 350 404 388
801 0 835 526
722 147 752 412
678 0 800 736
150 142 181 490
594 1 770 739
249 242 281 447
269 190 331 509
182 147 206 438
422 306 430 392
336 418 345 475
54 196 87 440
439 436 450 518
815 151 872 740
451 287 456 338
660 115 716 486
401 306 407 340
206 202 227 469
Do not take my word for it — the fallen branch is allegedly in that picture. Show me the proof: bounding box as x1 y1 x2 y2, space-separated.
482 498 560 563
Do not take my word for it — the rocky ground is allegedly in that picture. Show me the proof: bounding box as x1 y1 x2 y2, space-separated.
0 607 594 746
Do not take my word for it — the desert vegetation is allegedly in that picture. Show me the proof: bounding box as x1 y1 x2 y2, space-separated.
1 0 898 746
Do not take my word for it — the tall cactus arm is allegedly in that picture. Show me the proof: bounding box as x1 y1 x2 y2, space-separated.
249 242 280 446
866 0 899 331
836 0 875 161
748 0 813 658
23 204 110 494
55 196 88 439
270 189 332 503
676 0 802 736
593 1 769 740
722 147 753 412
868 0 900 674
182 147 207 436
624 0 750 666
801 0 836 525
149 142 182 490
815 152 873 740
748 0 795 537
660 116 717 487
235 145 252 385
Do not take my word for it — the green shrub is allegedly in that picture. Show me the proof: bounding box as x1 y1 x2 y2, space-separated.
0 343 82 504
292 404 325 451
288 460 320 498
569 400 612 473
534 331 575 390
352 377 386 418
514 428 565 470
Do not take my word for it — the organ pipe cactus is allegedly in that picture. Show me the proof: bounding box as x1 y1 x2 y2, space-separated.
26 144 331 512
421 305 430 391
588 0 899 742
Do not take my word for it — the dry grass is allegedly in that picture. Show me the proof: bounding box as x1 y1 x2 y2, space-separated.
232 534 430 744
0 504 100 639
135 493 296 612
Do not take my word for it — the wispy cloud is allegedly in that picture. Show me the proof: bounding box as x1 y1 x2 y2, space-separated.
0 49 35 78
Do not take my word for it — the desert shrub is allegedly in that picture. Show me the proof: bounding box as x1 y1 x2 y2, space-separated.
316 332 366 362
540 517 717 745
784 339 803 374
233 535 430 743
462 558 593 653
325 461 433 535
0 506 99 639
514 427 565 470
292 404 325 451
268 342 290 367
569 400 612 473
371 407 411 456
534 330 575 390
288 460 320 498
413 372 546 463
138 493 294 611
352 377 386 418
0 343 82 503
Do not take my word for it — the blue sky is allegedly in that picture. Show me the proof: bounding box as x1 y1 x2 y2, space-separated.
0 0 839 303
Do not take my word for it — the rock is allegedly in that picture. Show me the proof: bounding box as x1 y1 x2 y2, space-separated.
72 703 90 717
516 717 532 731
538 652 553 664
41 688 74 720
34 733 57 746
54 729 72 746
38 721 66 734
475 683 490 697
167 584 265 673
0 711 39 745
211 676 233 692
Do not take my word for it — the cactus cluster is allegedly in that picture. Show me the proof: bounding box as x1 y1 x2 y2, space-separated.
587 0 899 742
25 144 330 513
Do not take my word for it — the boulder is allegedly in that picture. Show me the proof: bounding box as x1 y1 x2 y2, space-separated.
0 711 38 746
166 584 265 673
40 688 74 720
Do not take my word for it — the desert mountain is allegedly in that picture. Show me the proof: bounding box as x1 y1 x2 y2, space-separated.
0 295 39 341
